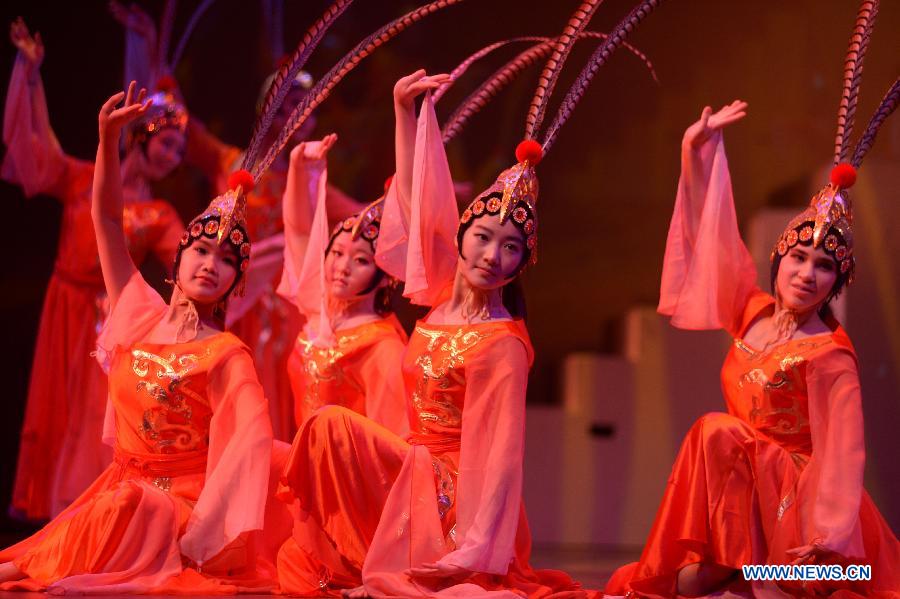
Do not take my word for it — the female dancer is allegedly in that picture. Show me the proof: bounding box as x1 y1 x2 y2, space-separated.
4 18 186 520
606 5 900 595
111 0 364 442
277 134 407 434
275 2 664 594
0 82 276 593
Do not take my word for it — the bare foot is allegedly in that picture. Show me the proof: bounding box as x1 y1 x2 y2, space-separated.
0 561 26 583
676 562 737 597
341 585 369 598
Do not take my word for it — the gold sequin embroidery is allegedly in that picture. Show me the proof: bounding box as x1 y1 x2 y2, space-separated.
131 348 210 452
411 327 492 431
297 334 363 413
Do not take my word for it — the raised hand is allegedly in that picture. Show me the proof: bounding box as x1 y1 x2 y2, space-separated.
9 17 44 71
108 1 157 42
98 81 151 141
290 133 338 164
393 69 452 110
684 100 748 150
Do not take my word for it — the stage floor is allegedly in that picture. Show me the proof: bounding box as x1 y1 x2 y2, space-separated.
0 538 637 596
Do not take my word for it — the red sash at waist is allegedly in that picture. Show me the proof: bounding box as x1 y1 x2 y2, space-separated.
407 432 460 455
114 446 208 478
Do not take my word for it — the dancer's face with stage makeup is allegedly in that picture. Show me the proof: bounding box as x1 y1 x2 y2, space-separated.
325 231 379 300
177 236 239 304
458 215 525 291
775 242 838 312
139 128 186 180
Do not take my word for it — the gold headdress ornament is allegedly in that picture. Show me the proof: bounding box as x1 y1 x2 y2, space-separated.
175 0 469 303
124 85 188 149
177 170 253 296
772 0 900 294
456 0 666 268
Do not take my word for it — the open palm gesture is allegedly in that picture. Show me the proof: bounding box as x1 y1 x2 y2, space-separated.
290 133 338 164
684 100 748 149
98 80 151 140
9 17 44 71
393 69 451 110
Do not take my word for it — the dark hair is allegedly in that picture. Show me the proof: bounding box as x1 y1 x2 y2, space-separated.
501 278 527 320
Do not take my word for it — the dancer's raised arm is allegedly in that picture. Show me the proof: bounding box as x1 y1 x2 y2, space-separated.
91 81 151 308
658 100 759 336
2 19 89 199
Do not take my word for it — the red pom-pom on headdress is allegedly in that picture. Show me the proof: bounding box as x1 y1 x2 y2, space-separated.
383 175 394 194
228 169 256 193
155 75 178 93
515 139 543 166
830 163 857 189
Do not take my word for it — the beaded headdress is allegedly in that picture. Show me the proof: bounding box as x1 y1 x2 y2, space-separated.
327 179 391 254
452 0 666 269
174 171 253 297
173 0 466 306
125 85 188 149
771 0 899 297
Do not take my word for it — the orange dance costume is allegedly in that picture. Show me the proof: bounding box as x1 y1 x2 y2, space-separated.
277 150 408 433
185 89 361 442
274 0 665 590
607 13 900 592
3 52 185 520
0 273 277 593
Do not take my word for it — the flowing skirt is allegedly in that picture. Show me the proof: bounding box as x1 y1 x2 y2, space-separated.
277 406 598 598
12 273 112 521
1 445 292 594
605 412 900 598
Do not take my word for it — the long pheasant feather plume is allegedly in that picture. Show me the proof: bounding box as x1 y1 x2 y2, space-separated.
524 0 603 140
433 36 547 103
169 0 219 70
157 0 177 76
442 31 656 143
834 0 879 165
542 0 663 153
252 0 465 179
244 0 355 170
850 78 900 168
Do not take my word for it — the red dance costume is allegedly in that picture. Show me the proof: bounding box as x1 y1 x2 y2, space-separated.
606 130 900 598
3 54 184 520
276 94 597 598
0 274 284 593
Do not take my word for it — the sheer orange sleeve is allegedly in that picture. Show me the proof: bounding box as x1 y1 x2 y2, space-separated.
2 53 87 201
803 348 865 556
438 335 529 575
658 131 758 337
179 347 273 566
358 336 409 437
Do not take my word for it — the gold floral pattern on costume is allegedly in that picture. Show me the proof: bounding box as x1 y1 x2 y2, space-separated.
296 334 363 413
411 326 492 432
131 347 212 453
731 335 833 450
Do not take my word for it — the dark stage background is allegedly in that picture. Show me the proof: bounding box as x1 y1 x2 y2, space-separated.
0 0 898 541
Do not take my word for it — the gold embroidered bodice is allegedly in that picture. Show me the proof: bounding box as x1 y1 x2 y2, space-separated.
288 319 405 426
108 334 243 455
721 333 835 455
404 321 527 444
